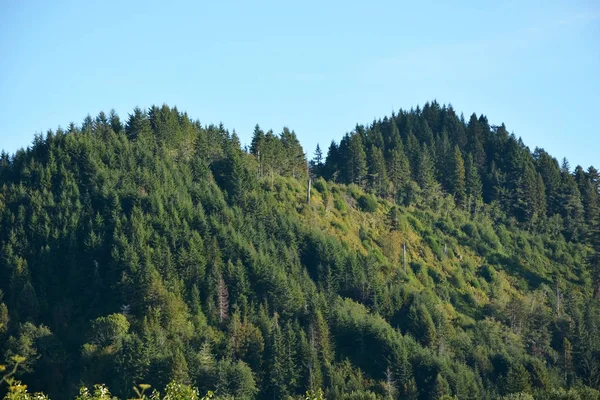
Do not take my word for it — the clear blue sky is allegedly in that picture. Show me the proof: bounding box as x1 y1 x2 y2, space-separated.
1 0 598 168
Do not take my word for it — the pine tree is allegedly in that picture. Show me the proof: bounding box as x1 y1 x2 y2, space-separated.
505 364 531 395
108 109 123 134
394 342 414 398
405 130 420 178
367 145 388 197
432 373 451 400
534 148 562 216
344 133 367 186
125 107 152 141
283 321 300 394
228 149 254 204
388 117 402 151
324 140 341 181
466 113 486 169
451 145 466 207
435 129 452 190
581 179 599 230
387 141 411 198
217 274 229 324
465 153 483 212
280 127 306 178
416 144 438 196
559 168 585 240
267 314 288 399
311 144 324 177
515 163 542 224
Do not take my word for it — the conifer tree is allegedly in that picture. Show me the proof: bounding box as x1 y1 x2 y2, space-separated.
465 153 483 212
405 130 420 178
466 113 486 169
435 129 452 190
311 144 324 177
388 117 402 151
367 145 388 197
416 144 438 196
432 373 451 400
216 274 229 324
125 107 152 141
451 145 466 207
267 314 288 399
324 140 341 181
344 134 367 186
505 364 532 395
387 140 411 198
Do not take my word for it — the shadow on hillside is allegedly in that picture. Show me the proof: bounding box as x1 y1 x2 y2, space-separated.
487 252 551 289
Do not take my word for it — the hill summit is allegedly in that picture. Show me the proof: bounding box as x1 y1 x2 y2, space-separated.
1 102 599 399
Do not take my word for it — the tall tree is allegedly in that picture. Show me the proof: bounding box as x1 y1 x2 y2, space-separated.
451 145 466 207
387 142 411 199
343 133 367 186
466 113 486 169
416 144 439 196
367 145 388 197
311 144 324 177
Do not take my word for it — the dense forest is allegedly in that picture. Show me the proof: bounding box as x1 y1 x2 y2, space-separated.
0 102 599 399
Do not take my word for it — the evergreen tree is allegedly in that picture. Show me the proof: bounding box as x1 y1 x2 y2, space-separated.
465 153 483 212
344 133 367 186
311 144 324 177
432 373 451 400
451 145 466 207
416 144 438 196
367 145 388 197
435 129 452 190
324 140 341 181
505 364 532 395
125 107 152 141
466 113 486 169
266 315 288 399
387 142 411 199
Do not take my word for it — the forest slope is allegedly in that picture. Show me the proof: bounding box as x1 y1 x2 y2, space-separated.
0 103 599 399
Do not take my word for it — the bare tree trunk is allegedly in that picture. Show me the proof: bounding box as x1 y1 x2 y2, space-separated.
307 160 311 204
217 276 229 323
403 242 407 274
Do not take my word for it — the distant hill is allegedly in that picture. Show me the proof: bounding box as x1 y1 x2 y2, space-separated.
0 103 599 399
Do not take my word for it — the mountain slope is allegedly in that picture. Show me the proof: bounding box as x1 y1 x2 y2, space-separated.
0 104 599 400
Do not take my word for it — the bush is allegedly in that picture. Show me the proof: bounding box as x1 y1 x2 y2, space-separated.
334 196 347 212
313 177 328 194
357 194 377 212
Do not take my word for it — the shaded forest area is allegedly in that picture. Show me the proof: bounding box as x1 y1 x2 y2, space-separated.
1 102 599 399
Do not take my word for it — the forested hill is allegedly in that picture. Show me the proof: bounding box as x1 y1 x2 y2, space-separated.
0 102 599 400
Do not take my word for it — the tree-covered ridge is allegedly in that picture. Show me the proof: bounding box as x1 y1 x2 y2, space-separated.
0 103 599 399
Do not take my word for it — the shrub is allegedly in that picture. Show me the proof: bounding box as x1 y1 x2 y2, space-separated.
357 194 377 212
313 177 328 194
334 196 347 212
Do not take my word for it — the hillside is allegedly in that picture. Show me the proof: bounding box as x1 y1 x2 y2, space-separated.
0 103 599 400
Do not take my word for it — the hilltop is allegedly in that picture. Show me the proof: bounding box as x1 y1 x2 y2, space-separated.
0 103 599 399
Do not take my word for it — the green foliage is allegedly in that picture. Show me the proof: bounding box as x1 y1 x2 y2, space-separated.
0 103 599 400
357 194 378 213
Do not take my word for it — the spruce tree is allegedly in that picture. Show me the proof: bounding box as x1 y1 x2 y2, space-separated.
367 145 388 197
432 373 451 400
387 141 411 197
465 153 483 212
466 113 486 169
451 145 466 207
311 144 324 177
345 133 367 186
416 144 438 196
324 140 340 181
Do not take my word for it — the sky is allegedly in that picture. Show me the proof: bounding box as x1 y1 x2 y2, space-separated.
1 0 599 169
